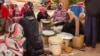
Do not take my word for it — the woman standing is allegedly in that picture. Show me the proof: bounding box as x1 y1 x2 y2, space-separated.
85 0 100 48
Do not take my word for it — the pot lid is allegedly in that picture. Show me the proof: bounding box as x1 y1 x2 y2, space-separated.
42 30 55 36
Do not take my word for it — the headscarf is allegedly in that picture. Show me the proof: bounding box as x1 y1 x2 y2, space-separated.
39 6 46 15
57 3 63 10
21 3 30 16
8 23 23 41
52 3 66 22
27 1 33 9
9 3 14 10
24 3 29 9
67 10 76 20
27 1 36 18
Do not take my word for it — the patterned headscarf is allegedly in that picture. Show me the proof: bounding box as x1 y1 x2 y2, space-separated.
8 23 23 41
57 3 63 10
39 6 46 15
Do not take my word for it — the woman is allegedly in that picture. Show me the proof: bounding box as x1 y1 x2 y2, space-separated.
0 23 25 56
37 6 50 22
47 0 54 10
62 11 83 35
0 0 11 33
8 3 14 17
52 3 66 23
27 1 36 18
85 0 100 48
20 3 30 16
12 4 21 17
19 10 49 56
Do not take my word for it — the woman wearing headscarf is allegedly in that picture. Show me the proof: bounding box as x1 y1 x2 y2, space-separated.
52 3 66 23
62 11 84 35
0 0 11 33
47 0 54 10
37 6 50 22
12 4 21 17
27 1 36 18
19 10 49 56
7 3 14 17
0 23 25 56
20 3 30 16
85 0 100 48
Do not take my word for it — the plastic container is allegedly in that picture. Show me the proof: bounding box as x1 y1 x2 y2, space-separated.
42 36 49 45
51 26 63 33
42 30 55 45
49 36 63 56
70 5 82 17
56 32 73 49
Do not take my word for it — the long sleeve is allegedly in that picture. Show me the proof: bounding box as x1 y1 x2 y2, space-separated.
62 19 75 35
37 12 49 22
37 12 42 22
19 18 44 55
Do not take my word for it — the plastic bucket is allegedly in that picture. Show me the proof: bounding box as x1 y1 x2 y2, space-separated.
56 32 73 49
70 5 82 17
64 39 70 47
42 30 56 46
49 36 63 56
42 36 49 45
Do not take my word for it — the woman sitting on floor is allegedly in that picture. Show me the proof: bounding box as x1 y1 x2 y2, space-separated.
62 11 84 35
37 5 50 22
0 23 25 56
